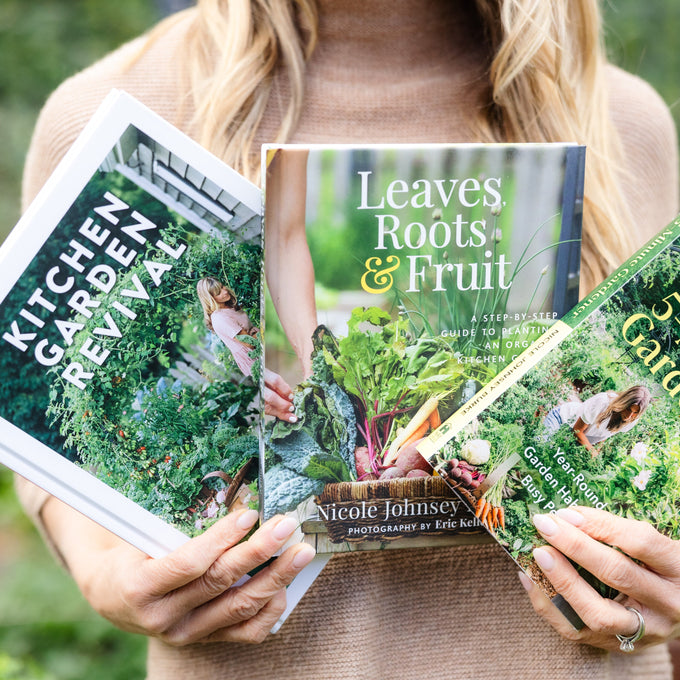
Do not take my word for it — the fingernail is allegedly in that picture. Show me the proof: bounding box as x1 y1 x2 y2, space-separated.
517 571 534 593
532 513 558 536
288 414 298 423
272 517 298 540
555 507 584 527
288 393 294 400
533 546 555 571
292 545 316 569
288 404 295 412
237 509 259 530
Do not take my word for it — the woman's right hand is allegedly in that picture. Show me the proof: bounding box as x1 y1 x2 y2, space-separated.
571 417 594 451
263 368 297 423
44 498 315 645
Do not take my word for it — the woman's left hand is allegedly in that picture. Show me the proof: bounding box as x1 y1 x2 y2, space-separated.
520 506 680 652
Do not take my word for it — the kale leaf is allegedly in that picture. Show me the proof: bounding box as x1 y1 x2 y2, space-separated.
264 358 357 519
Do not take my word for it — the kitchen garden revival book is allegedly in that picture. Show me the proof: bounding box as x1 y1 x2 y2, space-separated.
0 90 327 631
418 214 680 626
261 142 585 554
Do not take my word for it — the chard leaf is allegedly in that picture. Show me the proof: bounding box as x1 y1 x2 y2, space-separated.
269 429 347 481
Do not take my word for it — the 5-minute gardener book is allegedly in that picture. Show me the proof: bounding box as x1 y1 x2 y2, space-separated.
0 90 327 632
418 214 680 627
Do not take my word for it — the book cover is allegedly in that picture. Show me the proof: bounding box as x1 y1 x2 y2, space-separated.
418 215 680 626
261 143 585 553
0 90 326 630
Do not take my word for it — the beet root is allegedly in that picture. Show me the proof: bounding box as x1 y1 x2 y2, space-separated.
394 438 433 475
354 446 371 478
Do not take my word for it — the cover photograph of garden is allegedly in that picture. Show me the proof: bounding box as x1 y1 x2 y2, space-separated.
426 240 680 598
0 151 262 538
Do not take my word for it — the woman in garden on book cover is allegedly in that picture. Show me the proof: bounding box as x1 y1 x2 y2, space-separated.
197 275 298 421
14 1 680 679
543 385 652 453
197 276 259 377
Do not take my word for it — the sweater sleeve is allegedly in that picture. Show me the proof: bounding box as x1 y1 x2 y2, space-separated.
13 475 68 568
606 65 679 245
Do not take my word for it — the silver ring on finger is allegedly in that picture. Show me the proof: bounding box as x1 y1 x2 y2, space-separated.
615 606 645 653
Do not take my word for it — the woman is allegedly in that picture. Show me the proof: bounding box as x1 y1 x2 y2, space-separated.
15 1 680 678
196 275 298 421
197 276 258 377
544 386 652 453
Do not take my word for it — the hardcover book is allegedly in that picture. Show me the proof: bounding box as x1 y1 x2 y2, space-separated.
0 90 326 631
261 143 585 553
418 215 680 626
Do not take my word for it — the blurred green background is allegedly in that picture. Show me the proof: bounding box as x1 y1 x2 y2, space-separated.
0 1 679 678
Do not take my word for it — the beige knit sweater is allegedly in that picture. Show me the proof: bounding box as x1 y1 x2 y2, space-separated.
16 3 679 679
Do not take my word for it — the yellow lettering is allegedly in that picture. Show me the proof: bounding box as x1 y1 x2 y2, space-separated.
622 313 654 346
662 370 680 398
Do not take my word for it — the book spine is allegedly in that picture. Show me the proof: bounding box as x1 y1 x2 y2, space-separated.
564 217 680 328
552 145 585 317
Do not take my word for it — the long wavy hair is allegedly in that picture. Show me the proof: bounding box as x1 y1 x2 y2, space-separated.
146 0 633 293
196 276 239 331
596 385 652 432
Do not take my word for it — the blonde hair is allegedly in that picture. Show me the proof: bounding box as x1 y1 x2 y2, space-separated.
179 0 316 182
473 0 634 292
148 0 632 293
196 276 238 330
596 386 652 432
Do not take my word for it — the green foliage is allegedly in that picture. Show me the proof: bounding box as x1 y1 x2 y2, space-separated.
264 305 489 517
261 463 326 518
0 488 147 680
0 621 146 680
0 652 53 680
0 2 158 106
305 153 375 290
322 306 478 458
503 500 535 557
61 378 257 530
264 356 357 518
603 1 680 133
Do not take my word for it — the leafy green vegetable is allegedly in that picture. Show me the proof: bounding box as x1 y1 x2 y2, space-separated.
264 306 478 516
263 464 326 517
321 307 469 466
264 367 357 518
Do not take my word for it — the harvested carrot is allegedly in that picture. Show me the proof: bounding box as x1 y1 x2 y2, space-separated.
475 497 486 518
395 420 430 456
384 397 439 465
480 501 491 527
498 507 505 530
491 506 499 529
428 407 441 429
